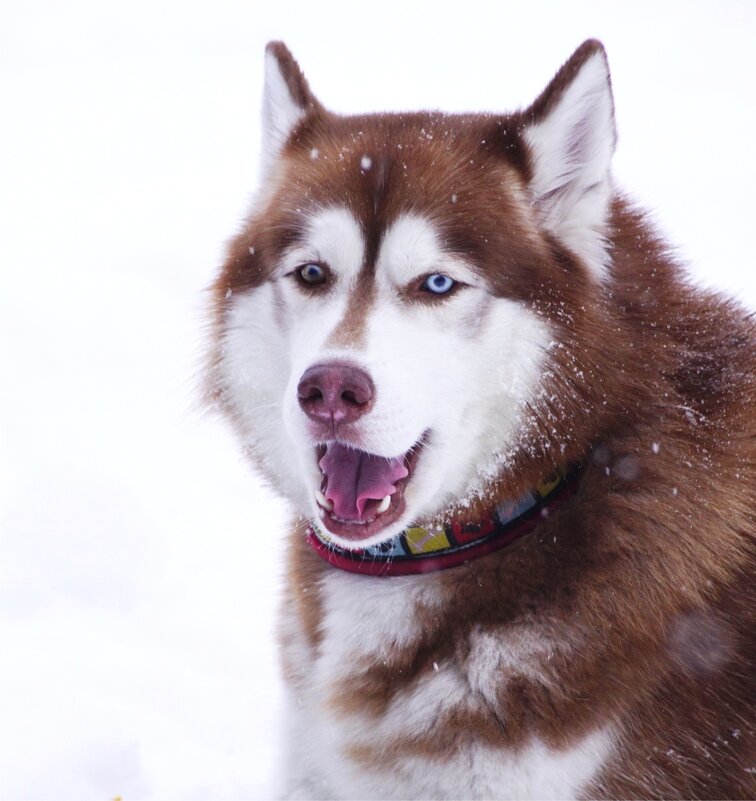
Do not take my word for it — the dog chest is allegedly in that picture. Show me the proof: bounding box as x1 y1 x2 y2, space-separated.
279 570 614 799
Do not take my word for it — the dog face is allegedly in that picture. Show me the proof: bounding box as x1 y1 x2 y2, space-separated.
210 41 616 550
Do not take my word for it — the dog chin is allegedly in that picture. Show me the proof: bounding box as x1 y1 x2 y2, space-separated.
311 505 415 551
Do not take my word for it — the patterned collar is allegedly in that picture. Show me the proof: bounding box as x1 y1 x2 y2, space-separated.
306 466 580 577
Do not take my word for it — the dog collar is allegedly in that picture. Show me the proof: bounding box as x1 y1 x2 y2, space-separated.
306 466 579 577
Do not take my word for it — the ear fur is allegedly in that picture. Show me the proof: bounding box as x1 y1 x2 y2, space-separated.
523 40 616 279
261 42 321 172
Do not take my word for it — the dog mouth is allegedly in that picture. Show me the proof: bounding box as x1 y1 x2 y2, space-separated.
313 438 424 542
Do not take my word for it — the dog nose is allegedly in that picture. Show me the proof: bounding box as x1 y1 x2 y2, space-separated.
297 363 375 424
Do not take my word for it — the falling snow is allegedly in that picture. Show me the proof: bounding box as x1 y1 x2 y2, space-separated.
360 155 372 171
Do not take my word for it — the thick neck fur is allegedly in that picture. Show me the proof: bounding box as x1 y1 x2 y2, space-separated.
281 199 756 799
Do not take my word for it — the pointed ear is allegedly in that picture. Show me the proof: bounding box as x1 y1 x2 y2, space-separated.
261 41 321 172
523 40 616 278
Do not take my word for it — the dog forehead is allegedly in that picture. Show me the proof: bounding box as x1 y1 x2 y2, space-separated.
280 113 528 249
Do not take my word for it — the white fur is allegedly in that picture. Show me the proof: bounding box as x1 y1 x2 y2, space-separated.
261 49 307 175
377 214 481 288
279 574 614 800
524 50 616 279
317 571 443 665
276 206 366 282
220 208 552 551
465 623 572 707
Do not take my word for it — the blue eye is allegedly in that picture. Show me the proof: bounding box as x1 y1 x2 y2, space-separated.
422 273 456 295
298 263 327 285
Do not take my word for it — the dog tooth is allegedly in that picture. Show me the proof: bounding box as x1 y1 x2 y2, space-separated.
315 490 333 512
376 495 391 514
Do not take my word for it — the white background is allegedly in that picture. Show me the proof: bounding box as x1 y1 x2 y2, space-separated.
1 1 754 798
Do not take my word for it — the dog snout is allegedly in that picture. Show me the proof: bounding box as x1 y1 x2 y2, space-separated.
297 363 375 424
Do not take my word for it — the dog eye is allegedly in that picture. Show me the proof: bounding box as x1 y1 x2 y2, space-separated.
422 273 456 295
297 263 328 286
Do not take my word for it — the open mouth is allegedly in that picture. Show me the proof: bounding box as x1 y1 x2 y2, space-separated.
313 438 424 543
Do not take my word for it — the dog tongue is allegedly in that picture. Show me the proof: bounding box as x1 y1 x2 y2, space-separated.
320 443 409 520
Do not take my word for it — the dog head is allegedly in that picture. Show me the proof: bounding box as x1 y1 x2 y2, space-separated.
209 41 617 550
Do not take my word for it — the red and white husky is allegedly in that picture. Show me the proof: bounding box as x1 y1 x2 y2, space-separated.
207 41 755 799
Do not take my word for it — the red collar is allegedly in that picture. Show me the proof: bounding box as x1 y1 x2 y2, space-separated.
306 466 580 577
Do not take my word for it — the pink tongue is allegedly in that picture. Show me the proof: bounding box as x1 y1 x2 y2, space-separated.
320 443 409 521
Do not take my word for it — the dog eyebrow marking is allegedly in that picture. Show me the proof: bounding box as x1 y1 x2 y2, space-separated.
303 206 365 281
379 214 455 286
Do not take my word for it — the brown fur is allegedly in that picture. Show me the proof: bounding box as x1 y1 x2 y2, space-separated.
209 40 755 799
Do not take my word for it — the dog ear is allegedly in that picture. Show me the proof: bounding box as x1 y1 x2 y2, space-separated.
522 40 616 278
261 42 321 172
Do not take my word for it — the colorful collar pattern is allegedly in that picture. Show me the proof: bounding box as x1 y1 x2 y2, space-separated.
306 466 579 577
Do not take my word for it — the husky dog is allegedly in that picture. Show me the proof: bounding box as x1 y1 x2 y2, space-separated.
207 40 755 799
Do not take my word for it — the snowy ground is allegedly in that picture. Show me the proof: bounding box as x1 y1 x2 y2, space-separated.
0 1 754 798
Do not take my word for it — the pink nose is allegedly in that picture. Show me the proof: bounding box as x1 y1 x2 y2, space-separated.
297 363 375 424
